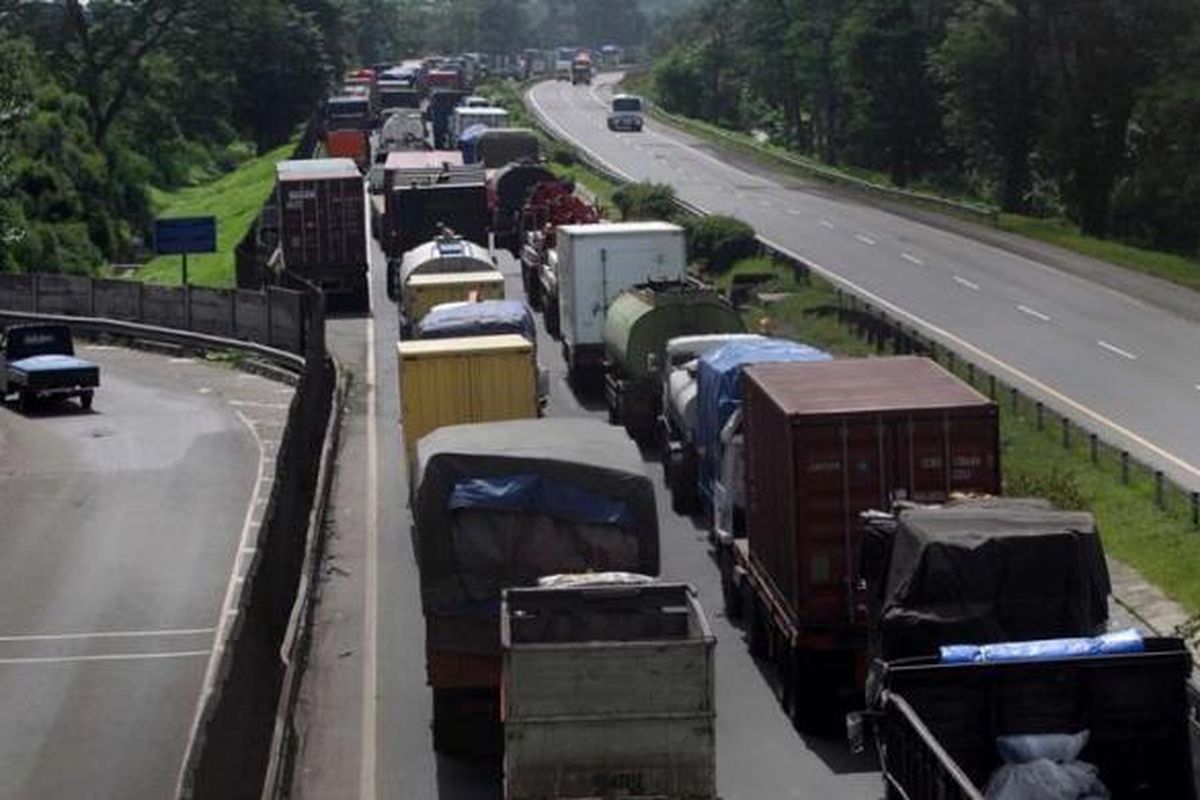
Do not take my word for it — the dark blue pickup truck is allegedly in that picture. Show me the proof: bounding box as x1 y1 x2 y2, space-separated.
1 324 99 411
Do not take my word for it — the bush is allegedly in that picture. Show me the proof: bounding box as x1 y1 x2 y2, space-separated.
612 181 677 221
684 214 758 272
549 143 577 166
1004 466 1088 511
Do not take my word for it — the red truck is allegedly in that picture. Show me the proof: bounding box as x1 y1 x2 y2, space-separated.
721 356 1001 728
325 128 370 172
275 158 370 309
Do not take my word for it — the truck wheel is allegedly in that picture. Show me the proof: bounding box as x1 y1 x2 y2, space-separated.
79 391 94 411
18 391 34 414
747 591 769 660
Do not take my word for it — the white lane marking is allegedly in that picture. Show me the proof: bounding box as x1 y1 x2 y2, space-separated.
953 276 980 291
0 650 209 665
855 234 877 246
1017 305 1051 322
529 81 1200 485
177 407 267 794
361 316 379 799
786 209 803 217
1098 340 1138 360
227 399 291 410
169 358 195 364
758 199 772 208
819 219 835 229
83 345 117 351
901 252 924 266
0 627 215 643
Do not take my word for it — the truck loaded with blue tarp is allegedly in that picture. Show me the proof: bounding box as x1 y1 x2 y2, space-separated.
412 418 660 757
1 324 99 412
416 299 537 343
693 338 831 517
457 123 488 164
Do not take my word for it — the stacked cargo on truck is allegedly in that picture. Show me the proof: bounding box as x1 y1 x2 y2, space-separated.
724 356 1001 727
517 180 600 302
491 162 555 255
426 89 470 149
275 158 369 308
411 418 661 755
502 578 715 799
603 281 744 442
475 129 539 169
657 333 764 513
554 221 687 384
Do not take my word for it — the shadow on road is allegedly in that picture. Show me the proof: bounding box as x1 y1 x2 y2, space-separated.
2 398 97 418
435 752 500 799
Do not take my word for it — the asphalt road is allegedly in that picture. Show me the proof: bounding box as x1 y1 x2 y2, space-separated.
528 74 1200 493
0 345 287 799
292 219 881 797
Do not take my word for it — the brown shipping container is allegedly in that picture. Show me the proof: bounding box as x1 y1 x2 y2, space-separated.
743 356 1000 637
276 159 368 291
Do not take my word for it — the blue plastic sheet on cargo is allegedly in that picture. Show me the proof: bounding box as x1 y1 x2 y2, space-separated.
939 628 1144 664
458 124 489 163
417 299 536 342
10 354 96 373
448 474 634 531
694 337 831 497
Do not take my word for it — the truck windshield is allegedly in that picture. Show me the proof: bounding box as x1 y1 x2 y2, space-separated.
328 100 368 119
612 98 643 113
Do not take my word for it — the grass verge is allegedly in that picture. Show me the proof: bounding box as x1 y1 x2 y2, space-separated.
751 266 1200 618
999 213 1200 294
134 140 296 288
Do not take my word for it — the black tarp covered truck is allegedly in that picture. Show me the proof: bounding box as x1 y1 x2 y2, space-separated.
412 418 660 756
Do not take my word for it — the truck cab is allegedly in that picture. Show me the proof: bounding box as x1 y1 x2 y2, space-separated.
607 94 645 132
1 324 99 412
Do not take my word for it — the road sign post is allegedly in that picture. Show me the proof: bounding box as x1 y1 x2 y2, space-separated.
154 216 217 286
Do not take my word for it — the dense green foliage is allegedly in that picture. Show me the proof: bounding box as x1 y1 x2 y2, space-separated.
648 0 1200 254
612 181 679 221
683 214 758 272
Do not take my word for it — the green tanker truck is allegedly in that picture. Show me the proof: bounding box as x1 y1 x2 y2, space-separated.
603 281 744 442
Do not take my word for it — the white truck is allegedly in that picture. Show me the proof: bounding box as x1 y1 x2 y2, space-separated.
449 106 509 146
501 577 716 800
555 222 687 384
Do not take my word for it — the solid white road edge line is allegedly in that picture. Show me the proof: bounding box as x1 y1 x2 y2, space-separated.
525 79 1200 486
360 316 380 800
0 628 215 643
0 651 210 665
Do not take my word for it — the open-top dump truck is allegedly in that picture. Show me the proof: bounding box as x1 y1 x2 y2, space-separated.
412 418 661 756
502 578 716 799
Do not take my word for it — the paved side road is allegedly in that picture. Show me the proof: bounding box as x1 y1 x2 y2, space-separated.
0 345 290 799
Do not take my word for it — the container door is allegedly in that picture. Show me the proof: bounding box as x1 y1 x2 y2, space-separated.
899 409 1000 503
795 419 890 629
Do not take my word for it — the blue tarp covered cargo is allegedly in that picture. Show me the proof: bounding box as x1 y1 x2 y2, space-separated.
417 299 536 342
695 337 831 498
458 123 489 164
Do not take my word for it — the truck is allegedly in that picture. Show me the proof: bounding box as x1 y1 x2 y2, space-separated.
570 52 592 85
683 337 832 527
383 182 490 296
491 162 555 254
416 299 536 343
518 179 601 293
723 356 1001 728
603 281 743 442
475 129 540 169
398 336 539 469
657 333 763 513
555 222 687 386
379 110 426 153
426 89 470 149
875 637 1194 799
1 324 99 412
325 128 370 172
324 94 372 132
377 81 421 111
394 234 498 333
502 578 716 799
276 158 370 308
554 47 576 80
449 107 509 147
411 418 661 756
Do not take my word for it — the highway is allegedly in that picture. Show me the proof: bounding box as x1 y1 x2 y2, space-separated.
527 74 1200 493
0 345 288 798
290 224 881 796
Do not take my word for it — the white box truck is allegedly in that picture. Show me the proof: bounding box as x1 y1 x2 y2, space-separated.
556 221 686 383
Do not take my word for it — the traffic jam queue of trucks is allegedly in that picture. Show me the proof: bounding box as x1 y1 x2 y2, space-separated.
275 59 1196 800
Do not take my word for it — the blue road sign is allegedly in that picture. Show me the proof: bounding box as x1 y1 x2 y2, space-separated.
154 216 217 255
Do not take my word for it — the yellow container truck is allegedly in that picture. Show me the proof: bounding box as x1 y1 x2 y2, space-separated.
397 334 539 466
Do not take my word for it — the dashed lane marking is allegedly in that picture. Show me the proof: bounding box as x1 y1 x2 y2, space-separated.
819 219 835 229
1098 340 1138 361
855 234 877 246
1017 305 1051 322
901 252 924 266
953 276 980 291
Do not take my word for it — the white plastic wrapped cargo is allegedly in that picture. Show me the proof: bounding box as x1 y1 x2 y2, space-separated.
555 222 687 380
501 580 716 800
